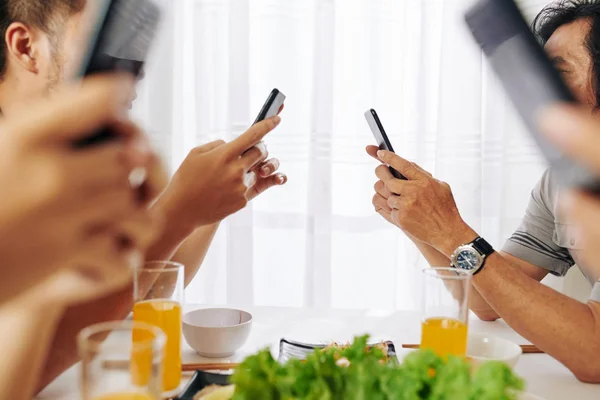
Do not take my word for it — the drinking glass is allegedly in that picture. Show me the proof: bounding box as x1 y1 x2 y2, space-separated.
133 261 184 396
78 321 165 400
420 268 471 357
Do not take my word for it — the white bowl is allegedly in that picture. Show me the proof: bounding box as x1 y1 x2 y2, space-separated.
182 308 252 358
467 333 522 368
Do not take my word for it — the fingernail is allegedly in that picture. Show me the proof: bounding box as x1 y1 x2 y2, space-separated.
129 167 147 188
537 105 583 145
272 116 281 126
277 174 287 184
262 166 271 176
255 141 268 156
377 150 387 160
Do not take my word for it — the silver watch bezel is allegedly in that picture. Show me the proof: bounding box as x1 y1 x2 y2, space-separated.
450 244 485 274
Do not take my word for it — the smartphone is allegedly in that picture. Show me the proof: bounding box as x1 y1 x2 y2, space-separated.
465 0 600 193
73 0 162 148
364 109 406 180
254 89 286 125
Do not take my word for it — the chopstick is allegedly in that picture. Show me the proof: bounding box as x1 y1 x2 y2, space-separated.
182 363 240 372
401 344 543 354
103 360 239 372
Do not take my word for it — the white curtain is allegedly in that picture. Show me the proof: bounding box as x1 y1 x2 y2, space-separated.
131 0 558 310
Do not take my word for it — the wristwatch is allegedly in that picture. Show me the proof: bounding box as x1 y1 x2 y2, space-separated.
450 237 495 275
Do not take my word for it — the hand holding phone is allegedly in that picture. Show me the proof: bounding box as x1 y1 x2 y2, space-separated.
465 0 600 193
254 89 286 125
365 109 407 180
73 0 161 148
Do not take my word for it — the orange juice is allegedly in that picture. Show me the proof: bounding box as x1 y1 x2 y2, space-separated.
420 317 468 357
133 299 182 393
93 393 154 400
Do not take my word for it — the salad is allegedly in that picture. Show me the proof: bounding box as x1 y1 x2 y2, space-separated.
195 335 524 400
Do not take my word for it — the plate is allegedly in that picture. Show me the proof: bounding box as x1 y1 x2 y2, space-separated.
174 371 230 400
278 338 398 363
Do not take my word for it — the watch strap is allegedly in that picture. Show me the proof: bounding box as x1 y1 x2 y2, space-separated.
472 237 494 257
471 237 494 275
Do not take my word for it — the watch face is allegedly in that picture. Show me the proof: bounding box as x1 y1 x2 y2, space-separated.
456 249 481 271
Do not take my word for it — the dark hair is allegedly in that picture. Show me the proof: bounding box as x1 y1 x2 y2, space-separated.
533 0 600 106
0 0 85 79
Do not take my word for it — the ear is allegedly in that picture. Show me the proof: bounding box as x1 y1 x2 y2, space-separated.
4 22 40 74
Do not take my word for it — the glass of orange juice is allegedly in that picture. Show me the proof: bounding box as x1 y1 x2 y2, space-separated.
133 261 184 397
78 320 165 400
420 268 471 358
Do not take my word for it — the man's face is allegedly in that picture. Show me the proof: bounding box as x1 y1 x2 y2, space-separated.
545 18 596 107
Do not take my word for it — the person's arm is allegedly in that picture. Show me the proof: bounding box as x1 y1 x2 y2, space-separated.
408 236 547 321
0 295 65 400
37 120 287 391
437 226 600 383
171 223 220 287
376 149 600 382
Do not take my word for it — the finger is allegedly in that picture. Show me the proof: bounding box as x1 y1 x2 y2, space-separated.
375 164 394 182
243 171 258 190
67 238 140 301
240 142 268 170
366 145 382 162
67 143 135 193
277 104 285 115
70 185 137 226
538 104 600 176
377 208 393 225
247 173 287 201
137 154 170 205
10 74 136 144
114 209 162 251
377 150 424 180
374 180 392 199
225 116 281 158
387 194 403 210
192 140 226 155
373 193 392 213
386 178 410 196
257 158 281 177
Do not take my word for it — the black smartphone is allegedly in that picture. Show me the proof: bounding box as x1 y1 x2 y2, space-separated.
465 0 600 193
364 109 406 180
254 89 286 125
73 0 161 148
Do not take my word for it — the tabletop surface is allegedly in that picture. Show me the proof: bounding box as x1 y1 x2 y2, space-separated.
37 305 600 400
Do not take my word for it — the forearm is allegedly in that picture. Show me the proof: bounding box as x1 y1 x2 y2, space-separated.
145 194 196 262
438 227 600 382
409 236 500 321
36 285 134 391
0 299 65 400
36 196 196 390
170 223 220 287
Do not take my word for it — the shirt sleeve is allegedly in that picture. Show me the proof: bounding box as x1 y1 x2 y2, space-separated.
502 170 575 277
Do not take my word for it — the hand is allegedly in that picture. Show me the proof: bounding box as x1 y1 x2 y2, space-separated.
158 115 286 229
539 104 600 273
368 147 473 254
247 155 287 201
0 74 165 304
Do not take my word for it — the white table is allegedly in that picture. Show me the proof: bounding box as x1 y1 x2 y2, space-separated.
38 305 600 400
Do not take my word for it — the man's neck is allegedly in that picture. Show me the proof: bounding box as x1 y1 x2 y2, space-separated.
0 75 40 118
